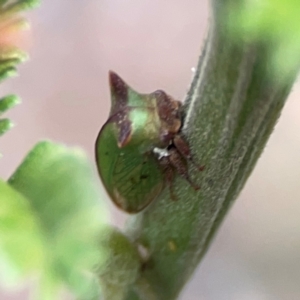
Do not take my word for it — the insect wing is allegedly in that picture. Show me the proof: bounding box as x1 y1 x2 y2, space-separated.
96 121 164 213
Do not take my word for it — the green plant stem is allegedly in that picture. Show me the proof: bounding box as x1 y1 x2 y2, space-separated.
123 2 297 300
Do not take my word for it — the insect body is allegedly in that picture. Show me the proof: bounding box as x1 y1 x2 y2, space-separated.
95 71 201 213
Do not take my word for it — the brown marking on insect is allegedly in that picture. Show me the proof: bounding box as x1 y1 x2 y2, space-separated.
118 118 132 147
154 90 182 141
109 70 129 114
107 109 133 148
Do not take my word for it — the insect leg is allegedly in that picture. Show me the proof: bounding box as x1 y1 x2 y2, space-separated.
173 134 205 171
168 147 200 190
158 156 177 200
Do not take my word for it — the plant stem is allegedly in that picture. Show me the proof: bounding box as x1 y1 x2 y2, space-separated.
124 1 297 299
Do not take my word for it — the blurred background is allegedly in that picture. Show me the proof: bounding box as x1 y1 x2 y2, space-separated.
1 0 300 299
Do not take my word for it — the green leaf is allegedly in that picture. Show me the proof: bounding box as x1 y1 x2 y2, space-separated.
0 180 44 286
0 95 20 114
8 141 109 298
0 0 40 17
0 95 19 150
0 118 13 136
0 47 28 63
0 66 17 81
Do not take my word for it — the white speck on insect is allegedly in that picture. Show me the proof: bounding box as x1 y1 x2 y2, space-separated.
153 147 169 159
191 67 196 73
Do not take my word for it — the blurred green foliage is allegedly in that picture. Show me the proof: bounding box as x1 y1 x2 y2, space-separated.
0 141 109 299
227 0 300 81
9 141 109 298
0 179 44 284
0 2 124 299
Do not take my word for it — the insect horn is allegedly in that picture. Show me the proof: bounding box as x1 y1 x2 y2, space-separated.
108 70 129 115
